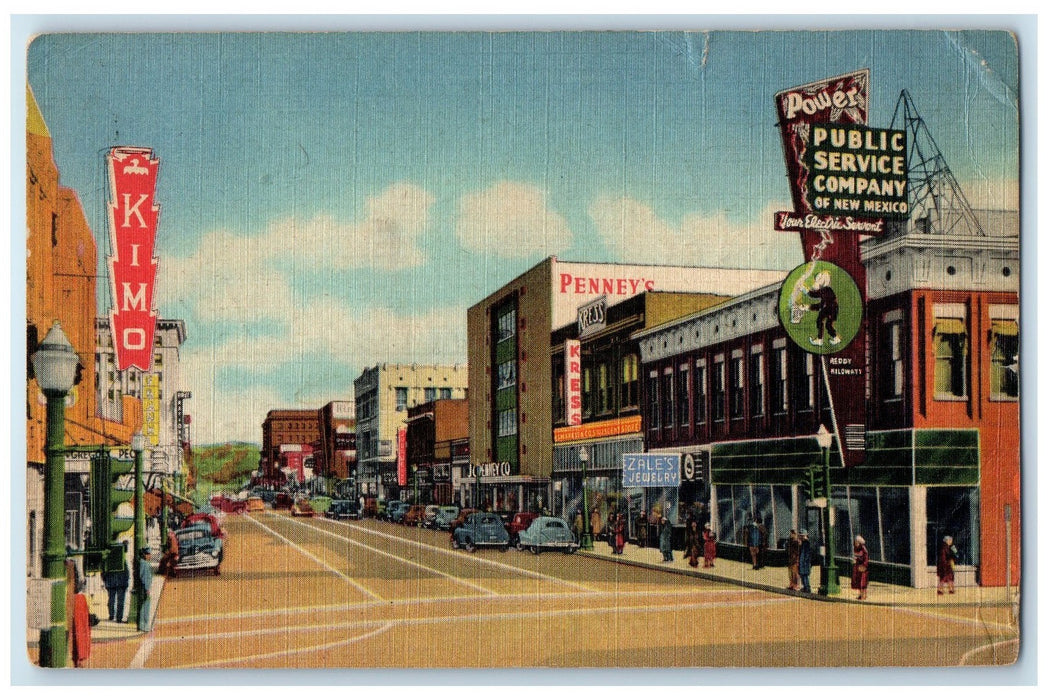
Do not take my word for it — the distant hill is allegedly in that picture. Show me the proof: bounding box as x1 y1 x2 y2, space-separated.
191 443 260 486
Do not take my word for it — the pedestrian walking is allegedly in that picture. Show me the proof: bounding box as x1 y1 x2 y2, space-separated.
647 510 660 548
685 521 701 567
747 516 764 569
590 508 603 547
606 510 617 549
786 529 801 590
137 546 154 631
159 528 180 576
937 535 959 595
658 517 674 562
636 510 648 548
702 523 717 568
102 557 130 622
614 513 626 554
851 535 870 600
798 530 813 593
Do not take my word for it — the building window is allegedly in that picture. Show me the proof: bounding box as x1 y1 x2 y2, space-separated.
729 355 745 419
677 362 691 427
497 308 517 343
990 319 1018 400
620 353 639 409
553 364 565 421
648 371 660 430
497 409 518 437
440 387 452 400
153 352 163 367
661 368 675 428
711 359 725 422
793 352 815 411
582 366 593 418
933 318 968 400
771 345 788 414
695 362 707 424
597 362 611 415
424 387 437 403
883 318 905 399
395 387 408 411
749 348 765 417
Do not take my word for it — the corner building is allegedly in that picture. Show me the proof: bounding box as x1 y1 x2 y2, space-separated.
635 211 1019 588
467 257 784 512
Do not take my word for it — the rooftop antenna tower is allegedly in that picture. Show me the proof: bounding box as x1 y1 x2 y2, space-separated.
890 90 986 238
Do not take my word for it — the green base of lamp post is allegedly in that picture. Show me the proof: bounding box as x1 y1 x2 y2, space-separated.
580 533 593 550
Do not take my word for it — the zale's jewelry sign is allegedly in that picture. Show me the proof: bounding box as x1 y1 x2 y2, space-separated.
107 146 160 372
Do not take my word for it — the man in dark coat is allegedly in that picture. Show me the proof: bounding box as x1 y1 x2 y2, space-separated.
635 510 648 548
658 518 674 562
798 530 813 593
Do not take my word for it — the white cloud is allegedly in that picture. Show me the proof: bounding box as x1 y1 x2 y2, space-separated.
455 181 572 257
267 182 433 271
589 196 801 270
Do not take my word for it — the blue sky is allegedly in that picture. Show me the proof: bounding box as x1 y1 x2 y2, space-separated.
23 28 1020 444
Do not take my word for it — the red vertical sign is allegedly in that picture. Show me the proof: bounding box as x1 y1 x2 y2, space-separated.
397 427 408 487
775 72 872 467
107 146 160 372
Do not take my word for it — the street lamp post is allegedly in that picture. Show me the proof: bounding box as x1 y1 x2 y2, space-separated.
579 446 593 550
129 432 149 630
815 425 840 596
31 322 80 668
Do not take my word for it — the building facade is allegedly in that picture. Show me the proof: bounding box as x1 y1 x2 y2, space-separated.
26 87 142 577
353 364 468 500
96 318 189 480
634 211 1019 588
548 292 730 533
318 400 356 489
261 409 322 485
406 399 468 505
466 257 784 512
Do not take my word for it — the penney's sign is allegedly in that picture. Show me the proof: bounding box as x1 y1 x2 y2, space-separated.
107 146 160 372
622 453 680 488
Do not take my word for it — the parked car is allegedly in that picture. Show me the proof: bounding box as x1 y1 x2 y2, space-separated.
506 511 540 547
273 492 294 510
246 496 265 512
182 512 225 539
291 498 316 517
517 516 578 554
388 502 412 523
384 500 405 521
172 522 224 576
403 504 428 527
452 512 510 552
326 500 360 520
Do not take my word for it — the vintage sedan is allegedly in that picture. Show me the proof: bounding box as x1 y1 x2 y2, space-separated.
172 523 224 576
429 505 459 530
506 511 540 547
291 498 316 517
517 516 578 554
326 500 360 520
452 512 510 552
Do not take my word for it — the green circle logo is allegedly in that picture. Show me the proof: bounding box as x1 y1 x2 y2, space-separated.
778 261 863 354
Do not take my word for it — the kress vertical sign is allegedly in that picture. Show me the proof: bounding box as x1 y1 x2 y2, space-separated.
107 147 160 372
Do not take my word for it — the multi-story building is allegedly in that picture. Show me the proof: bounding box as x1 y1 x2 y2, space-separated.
26 87 143 576
548 291 730 530
353 364 468 500
261 409 322 485
466 257 784 512
95 318 189 480
634 210 1019 588
406 398 468 505
317 400 356 490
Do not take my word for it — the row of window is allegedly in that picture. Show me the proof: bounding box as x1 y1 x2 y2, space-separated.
394 386 455 411
553 352 640 421
927 315 1018 401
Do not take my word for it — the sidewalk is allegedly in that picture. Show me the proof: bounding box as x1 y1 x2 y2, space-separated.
87 568 167 642
578 537 1016 611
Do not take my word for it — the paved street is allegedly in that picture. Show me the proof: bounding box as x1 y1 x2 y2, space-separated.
82 512 1019 669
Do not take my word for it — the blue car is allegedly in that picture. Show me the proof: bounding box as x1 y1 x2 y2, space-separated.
173 522 224 576
517 516 578 554
388 502 411 523
452 512 510 552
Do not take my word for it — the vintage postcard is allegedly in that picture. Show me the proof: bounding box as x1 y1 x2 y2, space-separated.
20 27 1022 673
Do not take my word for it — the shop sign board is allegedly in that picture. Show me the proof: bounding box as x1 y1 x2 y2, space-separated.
564 339 582 425
397 427 408 486
805 124 908 218
106 146 160 372
680 451 711 483
143 373 161 446
467 461 514 478
622 453 680 488
553 415 642 443
577 295 607 339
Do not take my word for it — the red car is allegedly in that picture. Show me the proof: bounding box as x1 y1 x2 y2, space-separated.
506 512 540 547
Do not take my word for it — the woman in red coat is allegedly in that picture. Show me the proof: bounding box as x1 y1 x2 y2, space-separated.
613 514 626 554
851 535 870 600
702 523 717 567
